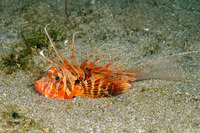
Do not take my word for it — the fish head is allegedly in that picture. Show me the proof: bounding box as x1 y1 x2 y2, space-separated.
34 66 67 99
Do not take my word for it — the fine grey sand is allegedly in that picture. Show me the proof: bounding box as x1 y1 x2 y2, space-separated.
0 0 199 132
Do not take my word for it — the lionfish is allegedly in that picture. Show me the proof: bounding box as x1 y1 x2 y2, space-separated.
34 25 199 99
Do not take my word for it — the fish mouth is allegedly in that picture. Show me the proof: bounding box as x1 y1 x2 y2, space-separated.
34 80 45 96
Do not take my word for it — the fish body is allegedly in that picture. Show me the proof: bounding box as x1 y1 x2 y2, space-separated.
35 25 199 99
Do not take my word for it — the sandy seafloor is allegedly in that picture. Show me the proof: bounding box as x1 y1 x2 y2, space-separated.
0 0 200 132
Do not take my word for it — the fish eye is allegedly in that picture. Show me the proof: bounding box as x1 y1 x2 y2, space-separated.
55 76 60 80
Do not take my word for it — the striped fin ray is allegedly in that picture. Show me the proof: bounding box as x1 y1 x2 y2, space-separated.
85 48 116 68
69 31 86 80
80 44 113 80
44 24 70 66
44 24 79 76
80 44 109 68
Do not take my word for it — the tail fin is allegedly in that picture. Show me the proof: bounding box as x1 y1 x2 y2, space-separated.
133 50 200 82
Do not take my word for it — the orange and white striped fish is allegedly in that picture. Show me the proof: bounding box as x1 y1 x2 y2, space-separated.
34 25 199 99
